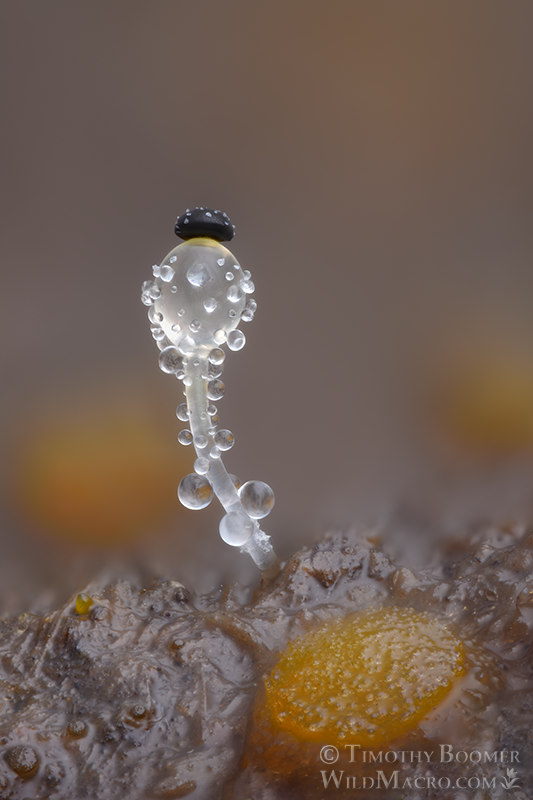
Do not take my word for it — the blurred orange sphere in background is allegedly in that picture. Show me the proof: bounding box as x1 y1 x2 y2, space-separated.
11 384 189 548
438 349 533 457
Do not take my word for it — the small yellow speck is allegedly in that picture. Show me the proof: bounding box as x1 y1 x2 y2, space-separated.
75 593 94 615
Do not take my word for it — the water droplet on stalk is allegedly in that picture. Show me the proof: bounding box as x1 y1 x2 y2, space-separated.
204 362 223 379
178 474 213 509
239 480 275 519
207 380 225 400
208 348 225 365
176 403 189 421
227 330 246 351
194 457 210 475
219 511 253 546
159 347 184 374
178 429 193 445
214 429 234 450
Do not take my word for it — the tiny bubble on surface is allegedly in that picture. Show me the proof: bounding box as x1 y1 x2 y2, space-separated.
203 297 217 313
187 263 211 288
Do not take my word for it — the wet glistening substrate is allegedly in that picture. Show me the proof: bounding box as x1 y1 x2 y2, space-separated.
0 522 531 799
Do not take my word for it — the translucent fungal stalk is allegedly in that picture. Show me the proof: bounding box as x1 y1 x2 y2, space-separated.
141 207 278 576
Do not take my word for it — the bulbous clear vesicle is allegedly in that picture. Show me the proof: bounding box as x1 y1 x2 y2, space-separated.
142 213 278 576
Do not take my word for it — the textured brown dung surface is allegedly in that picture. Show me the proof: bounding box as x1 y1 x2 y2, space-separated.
0 526 532 799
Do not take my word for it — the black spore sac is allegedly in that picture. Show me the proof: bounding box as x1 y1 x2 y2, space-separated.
174 207 235 242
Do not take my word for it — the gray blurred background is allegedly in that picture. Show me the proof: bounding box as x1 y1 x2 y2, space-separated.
1 1 533 608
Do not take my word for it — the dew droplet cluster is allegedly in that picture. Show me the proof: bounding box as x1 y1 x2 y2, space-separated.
142 230 277 573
